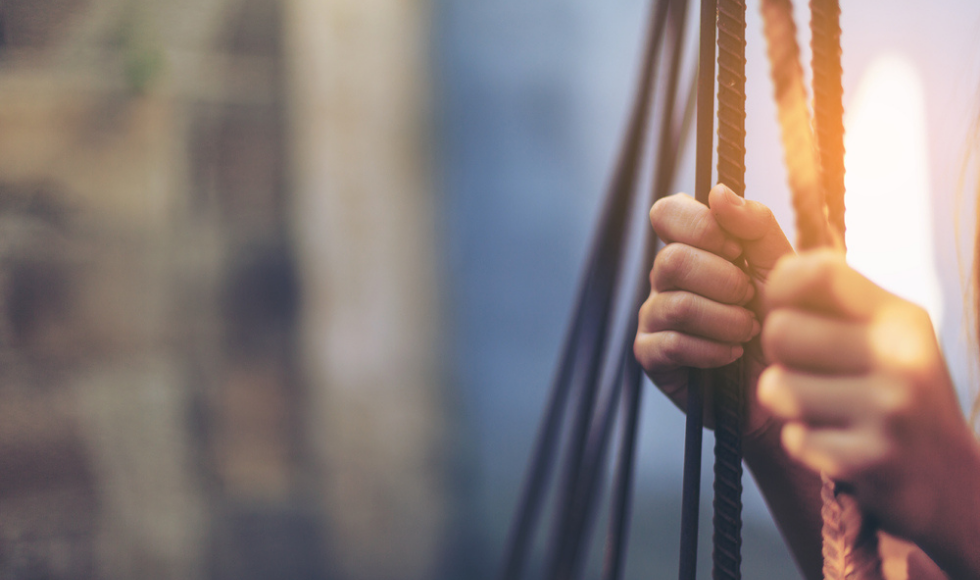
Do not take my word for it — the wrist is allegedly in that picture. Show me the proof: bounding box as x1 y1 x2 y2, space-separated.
742 415 784 459
915 433 980 579
741 419 825 580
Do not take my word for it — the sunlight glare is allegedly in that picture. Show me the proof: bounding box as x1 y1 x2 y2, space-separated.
844 54 943 331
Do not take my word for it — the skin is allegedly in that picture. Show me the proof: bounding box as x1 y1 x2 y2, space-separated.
634 184 980 580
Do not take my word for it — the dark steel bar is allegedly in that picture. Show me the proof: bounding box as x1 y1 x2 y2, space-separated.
497 2 672 579
712 0 746 578
679 370 706 580
541 1 677 577
694 0 717 206
597 64 697 580
680 1 717 579
601 351 645 580
553 2 695 576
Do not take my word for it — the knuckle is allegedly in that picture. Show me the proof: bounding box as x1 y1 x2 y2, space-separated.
634 333 659 372
761 309 792 361
738 309 757 341
757 200 777 226
690 211 718 248
638 295 654 326
756 366 781 408
649 197 672 232
905 303 933 330
823 460 849 482
659 331 685 365
661 292 697 328
877 382 916 423
721 267 747 303
655 244 690 287
633 335 648 369
810 249 842 281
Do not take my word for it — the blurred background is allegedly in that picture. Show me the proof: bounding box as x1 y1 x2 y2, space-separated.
0 1 979 579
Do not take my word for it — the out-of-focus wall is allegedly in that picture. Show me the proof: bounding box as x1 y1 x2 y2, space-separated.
0 1 451 579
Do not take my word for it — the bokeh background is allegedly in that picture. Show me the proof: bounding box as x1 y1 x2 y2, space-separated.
0 1 979 579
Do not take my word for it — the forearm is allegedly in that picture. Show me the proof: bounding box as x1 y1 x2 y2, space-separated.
743 424 824 580
912 434 980 579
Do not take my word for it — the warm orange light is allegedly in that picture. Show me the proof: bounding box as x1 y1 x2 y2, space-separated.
844 54 943 332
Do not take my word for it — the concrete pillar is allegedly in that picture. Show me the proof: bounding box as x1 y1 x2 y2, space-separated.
283 1 449 579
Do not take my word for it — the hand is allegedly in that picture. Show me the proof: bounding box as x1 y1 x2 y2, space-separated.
634 184 794 437
758 249 980 572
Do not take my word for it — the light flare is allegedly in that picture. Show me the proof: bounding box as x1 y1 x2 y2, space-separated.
844 54 943 334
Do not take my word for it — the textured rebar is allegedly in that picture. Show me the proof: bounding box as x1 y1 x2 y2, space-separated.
820 476 884 580
712 1 746 579
762 1 881 578
811 3 882 578
811 0 846 245
712 375 743 580
759 0 833 250
716 0 747 198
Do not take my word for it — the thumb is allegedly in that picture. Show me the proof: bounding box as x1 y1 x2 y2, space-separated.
708 183 793 277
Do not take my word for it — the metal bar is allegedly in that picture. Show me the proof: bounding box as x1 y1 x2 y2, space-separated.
712 0 747 578
679 1 718 579
497 2 672 578
759 0 833 251
601 350 645 580
580 5 698 579
811 0 846 245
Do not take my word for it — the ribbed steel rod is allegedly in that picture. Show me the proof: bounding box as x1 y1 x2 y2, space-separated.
712 0 746 578
761 1 881 578
759 0 833 251
811 0 846 245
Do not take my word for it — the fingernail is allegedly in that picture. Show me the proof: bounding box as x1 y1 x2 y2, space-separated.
731 345 744 359
750 319 761 337
724 186 745 206
722 239 742 260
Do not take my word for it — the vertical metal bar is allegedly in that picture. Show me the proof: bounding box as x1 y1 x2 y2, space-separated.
551 3 693 578
679 375 705 580
601 352 645 580
759 0 832 251
811 0 846 245
600 18 700 580
762 1 881 578
712 0 746 578
540 1 676 577
498 3 671 579
679 1 717 579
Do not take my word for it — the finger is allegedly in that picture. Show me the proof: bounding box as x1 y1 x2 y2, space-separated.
761 308 874 374
907 548 947 580
641 291 759 343
757 366 878 426
781 422 891 481
709 183 794 276
653 243 755 305
766 250 895 321
650 193 743 260
634 330 744 372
